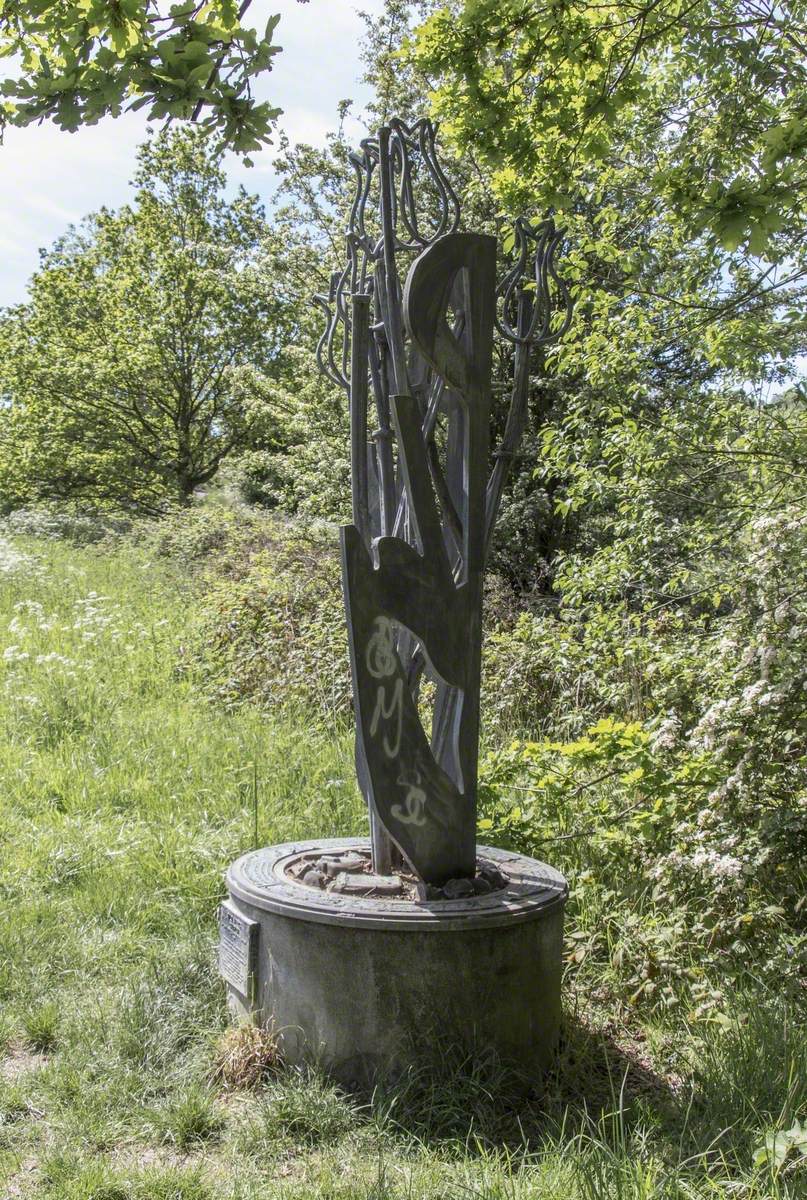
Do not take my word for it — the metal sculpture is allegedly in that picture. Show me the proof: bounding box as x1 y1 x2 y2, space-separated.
315 118 573 888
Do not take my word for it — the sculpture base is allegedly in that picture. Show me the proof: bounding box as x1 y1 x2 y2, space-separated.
221 839 567 1087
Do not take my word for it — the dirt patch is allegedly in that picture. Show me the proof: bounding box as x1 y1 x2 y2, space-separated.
116 1144 195 1172
1 1157 39 1199
0 1046 48 1082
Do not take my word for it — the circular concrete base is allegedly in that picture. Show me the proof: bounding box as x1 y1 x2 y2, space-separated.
221 839 567 1086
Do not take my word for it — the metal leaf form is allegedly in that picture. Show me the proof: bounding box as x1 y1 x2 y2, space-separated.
496 217 573 345
388 117 461 250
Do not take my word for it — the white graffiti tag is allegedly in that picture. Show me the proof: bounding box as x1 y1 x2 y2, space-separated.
365 617 403 759
365 617 429 826
365 616 397 680
391 768 428 826
369 676 403 759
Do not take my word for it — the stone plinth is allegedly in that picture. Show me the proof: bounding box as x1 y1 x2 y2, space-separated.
221 838 567 1086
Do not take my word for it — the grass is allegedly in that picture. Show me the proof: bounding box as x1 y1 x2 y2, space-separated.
212 1025 281 1092
150 1084 226 1149
0 530 805 1199
21 1005 60 1055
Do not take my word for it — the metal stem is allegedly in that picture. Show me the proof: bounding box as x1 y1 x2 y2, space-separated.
350 294 371 545
484 290 534 558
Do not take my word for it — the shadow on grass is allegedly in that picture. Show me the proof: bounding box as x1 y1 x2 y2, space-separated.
348 984 805 1174
360 1015 687 1154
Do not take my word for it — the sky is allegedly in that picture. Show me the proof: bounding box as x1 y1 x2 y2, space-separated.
0 0 386 308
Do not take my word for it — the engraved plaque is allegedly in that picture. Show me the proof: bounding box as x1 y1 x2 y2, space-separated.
219 901 258 995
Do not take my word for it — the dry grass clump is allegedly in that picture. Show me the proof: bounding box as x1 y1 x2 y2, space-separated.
211 1023 281 1091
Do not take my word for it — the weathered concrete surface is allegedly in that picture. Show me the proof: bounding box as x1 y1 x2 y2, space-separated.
223 840 567 1086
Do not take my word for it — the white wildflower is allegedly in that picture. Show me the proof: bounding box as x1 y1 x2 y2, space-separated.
35 652 76 668
13 599 44 616
690 848 744 880
0 536 44 578
759 647 777 677
651 715 680 752
3 645 29 662
741 680 767 710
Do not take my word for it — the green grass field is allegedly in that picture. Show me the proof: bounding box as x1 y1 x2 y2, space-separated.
1 532 804 1199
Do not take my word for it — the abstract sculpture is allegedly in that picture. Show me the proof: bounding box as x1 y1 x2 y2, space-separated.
220 120 573 1081
314 118 573 888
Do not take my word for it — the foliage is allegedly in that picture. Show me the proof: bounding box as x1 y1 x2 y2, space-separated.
476 423 807 1007
348 4 807 1014
0 0 283 152
0 4 805 1188
479 715 805 1010
127 502 274 565
135 506 568 732
1 526 805 1197
187 514 351 720
409 0 807 574
1 506 131 544
754 1120 807 1172
229 133 357 520
94 502 806 1018
0 128 292 513
535 401 807 899
413 0 807 257
238 343 352 520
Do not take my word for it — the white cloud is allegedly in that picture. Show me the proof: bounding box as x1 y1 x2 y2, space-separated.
0 0 385 307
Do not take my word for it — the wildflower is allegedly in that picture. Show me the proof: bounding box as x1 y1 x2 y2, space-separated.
740 680 767 710
650 715 680 752
3 645 30 662
0 536 44 578
690 848 744 880
35 653 76 668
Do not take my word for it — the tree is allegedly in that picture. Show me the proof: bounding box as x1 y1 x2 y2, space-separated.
410 2 807 396
401 2 807 918
254 5 576 558
0 1 286 152
406 0 807 573
0 127 293 513
412 1 807 255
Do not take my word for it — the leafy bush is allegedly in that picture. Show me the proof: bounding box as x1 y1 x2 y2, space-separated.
479 714 805 1011
12 498 800 1017
140 504 805 1016
188 517 350 721
169 508 570 731
474 483 807 1011
128 505 276 568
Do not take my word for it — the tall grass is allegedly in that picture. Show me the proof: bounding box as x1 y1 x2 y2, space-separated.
0 532 803 1199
